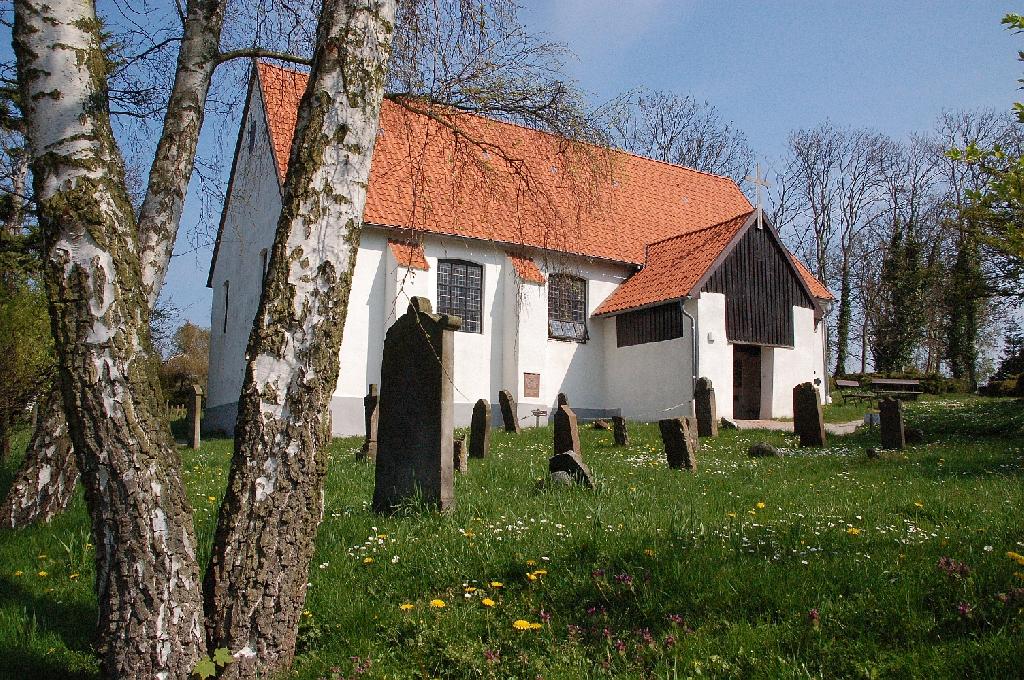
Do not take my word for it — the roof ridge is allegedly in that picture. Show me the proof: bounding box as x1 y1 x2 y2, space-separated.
645 209 754 250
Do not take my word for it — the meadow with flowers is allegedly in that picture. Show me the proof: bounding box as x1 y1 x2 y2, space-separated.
1 396 1022 678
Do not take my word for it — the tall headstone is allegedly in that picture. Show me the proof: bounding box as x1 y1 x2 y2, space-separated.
694 377 719 437
469 399 491 459
659 418 697 471
498 389 520 433
612 416 629 446
553 404 581 456
793 382 826 447
189 384 203 450
557 392 568 407
879 397 905 450
373 298 460 513
358 384 379 461
453 436 468 474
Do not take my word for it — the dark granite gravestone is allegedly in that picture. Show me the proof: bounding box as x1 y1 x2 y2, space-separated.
612 416 629 446
748 442 781 458
658 418 697 471
549 450 594 488
879 397 905 450
554 404 581 456
372 298 460 513
453 436 468 474
720 417 738 430
469 399 491 459
694 377 719 437
357 383 379 461
557 392 568 407
792 382 826 448
905 427 924 445
498 389 520 433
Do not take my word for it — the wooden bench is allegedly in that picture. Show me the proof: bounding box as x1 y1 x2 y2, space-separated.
835 379 874 404
869 378 924 401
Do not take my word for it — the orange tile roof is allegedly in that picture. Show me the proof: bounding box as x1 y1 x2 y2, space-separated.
507 254 545 284
255 62 752 266
788 253 834 300
593 212 752 316
388 240 428 270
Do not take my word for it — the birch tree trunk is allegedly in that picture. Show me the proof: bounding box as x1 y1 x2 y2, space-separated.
14 0 206 674
202 1 396 675
0 392 76 527
2 0 228 528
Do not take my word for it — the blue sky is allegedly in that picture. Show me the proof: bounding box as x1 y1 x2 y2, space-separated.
162 2 1021 326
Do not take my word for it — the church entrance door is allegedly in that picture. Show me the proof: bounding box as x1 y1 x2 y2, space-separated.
732 344 761 419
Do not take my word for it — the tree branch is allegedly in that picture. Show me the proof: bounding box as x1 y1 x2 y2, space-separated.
216 48 312 66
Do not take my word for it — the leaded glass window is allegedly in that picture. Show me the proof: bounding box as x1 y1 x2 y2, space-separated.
438 260 482 333
548 274 587 342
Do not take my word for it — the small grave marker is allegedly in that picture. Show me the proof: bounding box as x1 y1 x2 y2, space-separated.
612 416 629 446
498 389 520 433
659 418 697 471
793 382 826 448
469 399 491 459
358 383 379 461
879 397 905 450
694 377 719 437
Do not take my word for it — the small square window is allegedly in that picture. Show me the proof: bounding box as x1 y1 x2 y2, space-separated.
437 260 483 333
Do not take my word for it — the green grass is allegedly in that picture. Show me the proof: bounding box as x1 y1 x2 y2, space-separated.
1 396 1023 679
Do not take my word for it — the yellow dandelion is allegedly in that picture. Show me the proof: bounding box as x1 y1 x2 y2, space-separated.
302 610 312 618
756 502 766 509
526 559 537 566
363 557 374 564
69 573 80 580
429 599 446 608
37 570 48 577
846 527 861 536
207 496 216 502
13 570 23 577
481 598 495 607
490 581 503 588
914 501 924 508
529 622 543 629
464 586 477 593
399 603 414 611
512 619 532 630
748 510 757 516
533 569 547 576
526 572 537 581
377 534 388 539
644 548 656 557
1007 551 1024 566
726 512 737 518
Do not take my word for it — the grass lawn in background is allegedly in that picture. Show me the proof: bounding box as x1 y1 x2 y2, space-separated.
1 396 1022 679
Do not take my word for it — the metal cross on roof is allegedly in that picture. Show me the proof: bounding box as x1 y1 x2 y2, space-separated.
745 163 771 229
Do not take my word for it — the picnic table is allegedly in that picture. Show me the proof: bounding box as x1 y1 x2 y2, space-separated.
869 378 924 401
835 379 875 404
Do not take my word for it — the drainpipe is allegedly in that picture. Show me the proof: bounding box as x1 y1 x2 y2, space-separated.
819 300 833 403
680 298 698 393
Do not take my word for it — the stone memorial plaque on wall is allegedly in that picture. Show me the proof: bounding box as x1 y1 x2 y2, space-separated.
523 372 540 398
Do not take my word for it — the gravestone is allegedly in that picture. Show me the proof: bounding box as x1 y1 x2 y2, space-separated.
554 404 581 456
549 450 594 488
373 298 460 513
358 384 379 461
612 416 629 446
879 397 905 450
684 415 700 453
905 427 924 445
469 399 491 459
792 382 826 448
694 377 719 437
189 384 203 450
591 419 610 430
748 442 781 458
720 417 738 430
557 392 569 407
498 389 520 433
658 418 697 471
453 436 468 474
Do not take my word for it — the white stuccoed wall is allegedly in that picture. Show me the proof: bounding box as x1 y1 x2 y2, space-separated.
761 306 828 418
206 83 282 433
696 292 734 419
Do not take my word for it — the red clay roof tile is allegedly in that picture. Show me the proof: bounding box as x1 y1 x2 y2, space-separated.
255 62 752 266
506 254 545 284
788 253 834 300
387 240 429 270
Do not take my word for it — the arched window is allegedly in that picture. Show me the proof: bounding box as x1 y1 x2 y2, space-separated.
548 273 587 342
438 260 483 333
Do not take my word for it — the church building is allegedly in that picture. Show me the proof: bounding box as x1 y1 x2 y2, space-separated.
205 63 833 436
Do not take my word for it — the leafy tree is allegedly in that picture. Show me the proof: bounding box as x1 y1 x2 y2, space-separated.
159 322 210 402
